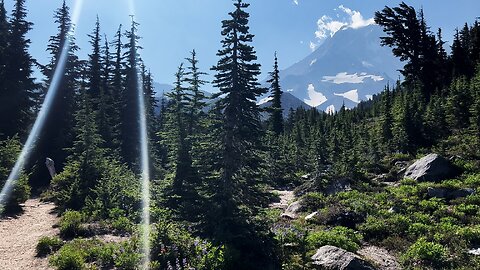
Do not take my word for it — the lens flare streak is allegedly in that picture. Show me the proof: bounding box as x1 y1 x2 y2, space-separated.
127 0 151 268
0 0 84 208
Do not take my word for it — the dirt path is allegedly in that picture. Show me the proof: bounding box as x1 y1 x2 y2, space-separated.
269 190 295 210
0 199 59 270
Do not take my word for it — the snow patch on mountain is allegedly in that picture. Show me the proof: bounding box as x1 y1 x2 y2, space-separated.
257 96 273 106
304 84 327 107
326 104 335 114
322 72 384 84
310 59 317 66
366 95 373 100
334 89 360 103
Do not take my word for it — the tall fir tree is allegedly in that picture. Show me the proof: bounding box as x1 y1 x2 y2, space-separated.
210 1 274 268
33 0 80 187
0 0 37 139
184 49 207 136
87 16 102 103
267 52 284 135
0 0 10 138
121 18 141 167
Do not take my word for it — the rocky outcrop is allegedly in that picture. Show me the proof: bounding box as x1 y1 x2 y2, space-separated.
311 245 377 270
281 200 302 219
404 154 457 182
357 246 402 270
427 187 475 199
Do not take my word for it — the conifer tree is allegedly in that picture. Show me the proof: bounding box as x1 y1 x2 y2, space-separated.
209 0 274 267
121 18 142 167
87 16 102 102
0 0 37 139
0 0 10 138
267 52 284 135
380 85 393 153
34 0 80 186
184 49 207 136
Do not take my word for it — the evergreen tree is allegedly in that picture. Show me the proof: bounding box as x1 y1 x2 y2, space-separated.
121 18 141 167
451 29 471 79
0 0 37 139
267 52 284 135
379 85 393 153
97 34 120 151
210 1 274 267
87 16 102 102
375 2 422 87
184 49 207 136
0 0 10 138
34 0 80 187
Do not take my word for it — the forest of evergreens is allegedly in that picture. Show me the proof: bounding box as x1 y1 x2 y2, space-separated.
1 0 480 269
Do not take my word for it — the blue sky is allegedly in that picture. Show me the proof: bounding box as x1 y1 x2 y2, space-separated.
3 0 480 90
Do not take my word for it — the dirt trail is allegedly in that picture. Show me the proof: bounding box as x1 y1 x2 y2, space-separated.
0 199 59 270
269 190 296 210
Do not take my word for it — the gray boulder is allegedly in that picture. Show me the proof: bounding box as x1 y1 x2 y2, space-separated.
311 245 377 270
281 200 302 219
427 187 474 199
404 154 457 182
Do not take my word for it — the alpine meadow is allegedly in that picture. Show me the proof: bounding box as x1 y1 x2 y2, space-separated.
1 0 480 269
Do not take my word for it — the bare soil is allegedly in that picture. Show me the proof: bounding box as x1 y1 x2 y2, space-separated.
0 199 59 270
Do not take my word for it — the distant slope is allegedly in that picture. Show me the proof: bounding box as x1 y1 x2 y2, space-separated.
258 92 309 116
277 24 402 112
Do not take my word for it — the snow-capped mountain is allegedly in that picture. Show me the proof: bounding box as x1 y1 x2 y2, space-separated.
276 24 402 112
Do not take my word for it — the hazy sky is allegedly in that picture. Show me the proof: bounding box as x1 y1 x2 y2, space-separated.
3 0 480 90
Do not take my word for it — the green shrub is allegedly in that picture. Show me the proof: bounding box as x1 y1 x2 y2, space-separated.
36 236 63 257
0 138 31 214
59 210 85 238
402 238 447 268
50 245 85 270
306 226 362 252
301 192 325 212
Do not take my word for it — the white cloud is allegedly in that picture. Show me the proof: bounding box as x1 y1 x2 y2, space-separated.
334 89 360 103
366 95 373 100
310 59 317 66
309 41 317 51
322 72 384 84
338 5 375 29
312 5 375 47
293 0 299 5
315 15 348 39
286 89 294 92
304 84 328 107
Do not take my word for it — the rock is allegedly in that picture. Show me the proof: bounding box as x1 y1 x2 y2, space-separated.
325 178 352 195
468 248 480 256
357 246 401 270
427 187 475 199
305 211 318 221
450 188 475 199
311 245 377 270
427 187 448 198
404 154 457 182
281 200 302 219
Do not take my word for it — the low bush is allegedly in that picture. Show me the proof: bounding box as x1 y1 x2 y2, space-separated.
59 210 85 238
306 226 362 252
36 236 63 257
401 238 448 269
